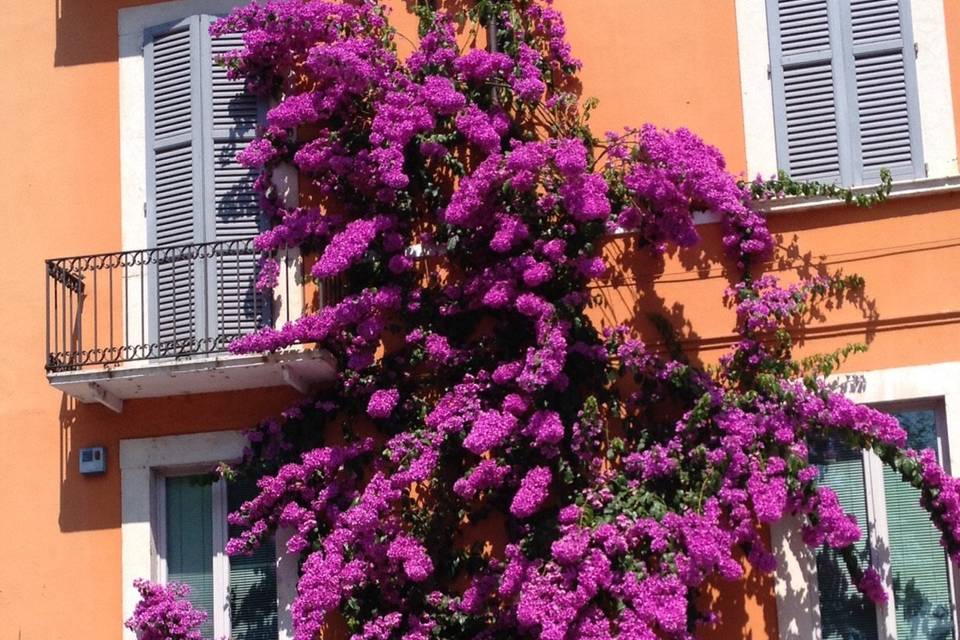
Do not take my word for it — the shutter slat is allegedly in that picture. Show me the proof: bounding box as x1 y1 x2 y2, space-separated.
211 131 264 335
781 58 840 180
778 0 831 55
851 0 902 45
210 34 257 133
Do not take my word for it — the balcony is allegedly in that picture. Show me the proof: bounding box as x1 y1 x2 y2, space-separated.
45 239 340 412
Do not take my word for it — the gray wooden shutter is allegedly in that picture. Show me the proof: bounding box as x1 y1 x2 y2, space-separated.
768 0 924 186
842 0 924 183
145 16 267 358
145 17 206 356
768 0 849 183
201 17 267 347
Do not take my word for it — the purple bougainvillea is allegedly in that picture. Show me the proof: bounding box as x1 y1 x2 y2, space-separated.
125 580 207 640
122 2 960 639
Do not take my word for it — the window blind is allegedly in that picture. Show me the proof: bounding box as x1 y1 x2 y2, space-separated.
145 19 204 355
812 439 880 640
165 475 216 639
884 410 955 640
227 478 279 640
203 18 267 341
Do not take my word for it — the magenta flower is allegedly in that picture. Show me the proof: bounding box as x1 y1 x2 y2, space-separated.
367 388 400 419
387 535 434 582
856 568 889 605
464 410 518 454
510 466 552 518
313 218 380 279
125 579 207 640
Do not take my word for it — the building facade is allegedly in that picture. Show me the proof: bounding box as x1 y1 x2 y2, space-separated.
1 0 960 638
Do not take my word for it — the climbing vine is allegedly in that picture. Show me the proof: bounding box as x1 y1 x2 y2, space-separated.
125 1 960 639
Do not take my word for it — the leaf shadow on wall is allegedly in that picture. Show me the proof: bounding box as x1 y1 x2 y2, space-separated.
590 219 885 372
696 541 781 640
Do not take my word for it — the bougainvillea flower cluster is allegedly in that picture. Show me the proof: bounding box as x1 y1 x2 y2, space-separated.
127 1 960 639
125 579 207 640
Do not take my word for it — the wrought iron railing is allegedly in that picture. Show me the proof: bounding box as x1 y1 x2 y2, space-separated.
45 239 340 373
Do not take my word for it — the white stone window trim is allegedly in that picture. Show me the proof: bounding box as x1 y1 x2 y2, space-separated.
682 172 960 225
735 0 958 185
120 430 297 640
772 360 960 640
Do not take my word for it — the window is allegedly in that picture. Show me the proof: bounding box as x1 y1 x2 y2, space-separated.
121 431 295 640
765 0 925 185
143 14 266 356
161 474 278 640
812 403 958 639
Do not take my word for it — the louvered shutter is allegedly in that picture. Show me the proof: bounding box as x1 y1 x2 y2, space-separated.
165 475 216 640
843 0 924 184
227 478 279 640
145 18 205 357
810 438 880 640
201 19 268 348
768 0 847 183
883 410 955 640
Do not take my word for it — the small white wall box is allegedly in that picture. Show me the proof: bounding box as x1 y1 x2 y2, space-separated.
79 447 107 475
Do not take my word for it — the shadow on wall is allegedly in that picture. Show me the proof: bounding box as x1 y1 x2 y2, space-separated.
57 385 301 533
58 394 121 533
589 206 895 365
698 544 781 640
54 0 125 67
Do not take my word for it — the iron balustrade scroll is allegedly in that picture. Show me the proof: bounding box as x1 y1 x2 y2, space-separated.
45 239 342 373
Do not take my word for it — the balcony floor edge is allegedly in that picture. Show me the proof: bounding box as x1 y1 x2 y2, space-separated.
47 349 336 411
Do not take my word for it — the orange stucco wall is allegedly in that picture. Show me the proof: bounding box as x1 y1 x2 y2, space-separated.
0 0 958 638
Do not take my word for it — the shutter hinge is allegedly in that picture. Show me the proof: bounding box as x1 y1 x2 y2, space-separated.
914 42 919 58
924 162 929 177
143 201 147 217
766 63 771 79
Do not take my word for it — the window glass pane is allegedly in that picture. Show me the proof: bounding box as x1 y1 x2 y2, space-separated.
227 478 278 640
165 475 215 639
884 409 955 640
811 438 879 640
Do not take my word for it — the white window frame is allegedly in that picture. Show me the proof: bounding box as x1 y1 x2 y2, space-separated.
735 0 959 184
773 361 960 639
120 431 298 640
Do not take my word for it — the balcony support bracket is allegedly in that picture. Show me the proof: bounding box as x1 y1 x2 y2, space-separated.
281 363 313 395
86 382 124 413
